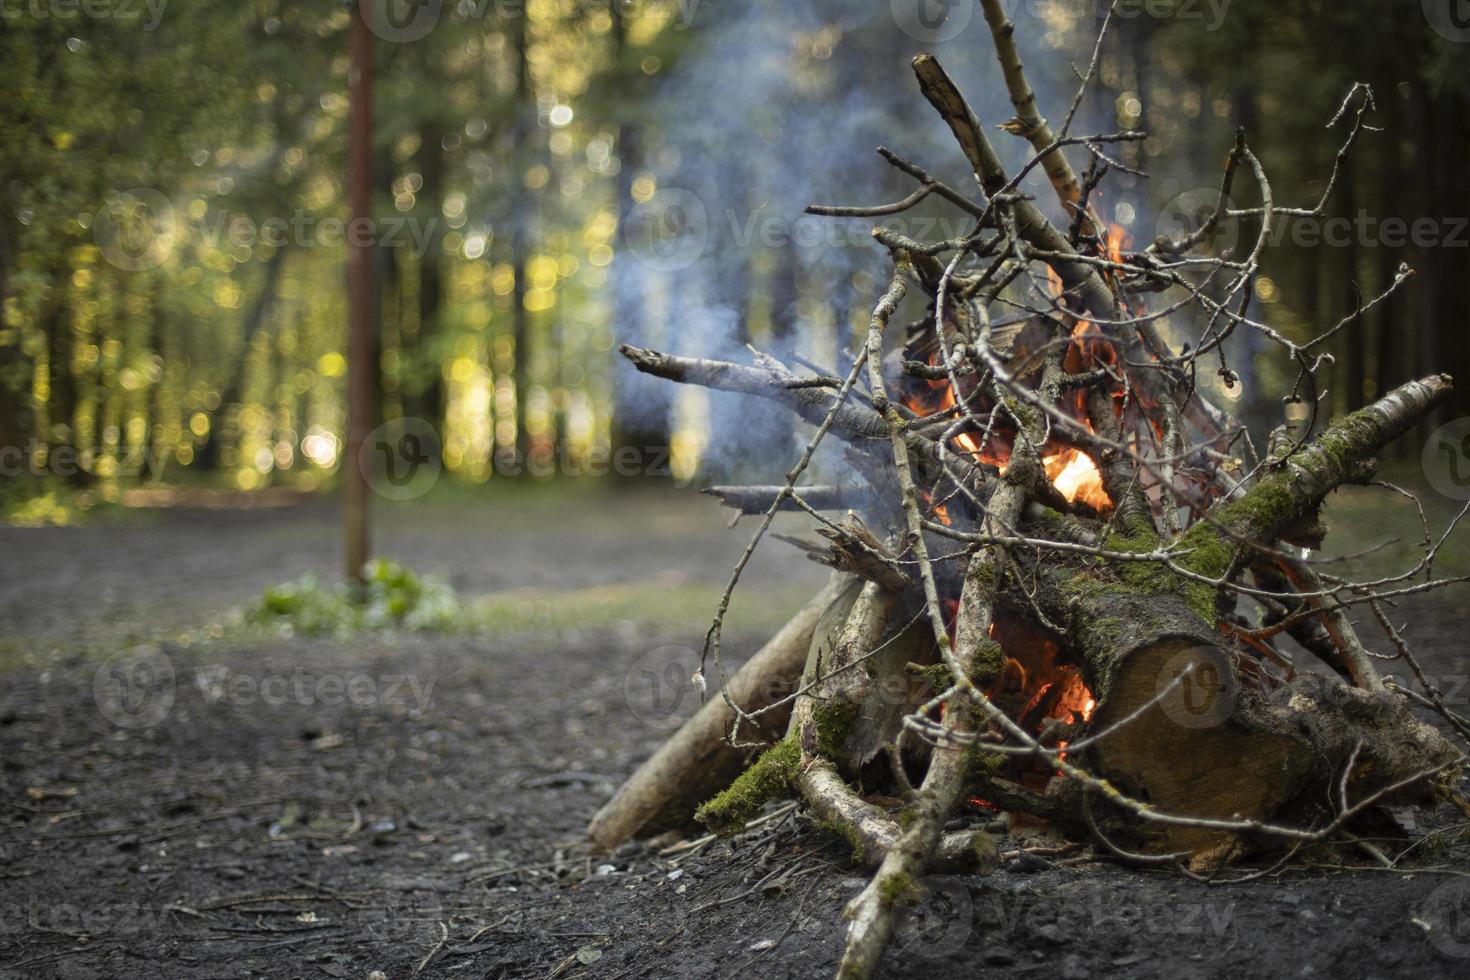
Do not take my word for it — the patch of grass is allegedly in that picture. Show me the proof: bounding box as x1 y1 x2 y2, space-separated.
248 561 803 641
253 558 462 635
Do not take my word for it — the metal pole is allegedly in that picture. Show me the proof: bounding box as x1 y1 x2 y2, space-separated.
344 1 374 583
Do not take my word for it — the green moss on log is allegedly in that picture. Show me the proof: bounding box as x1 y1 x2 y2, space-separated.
970 829 1000 870
965 744 1005 781
812 699 859 760
817 817 868 863
878 870 916 904
1101 527 1220 624
911 661 955 691
971 637 1006 677
694 736 800 835
1181 472 1296 557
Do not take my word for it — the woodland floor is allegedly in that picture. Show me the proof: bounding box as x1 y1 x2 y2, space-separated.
1 478 1469 979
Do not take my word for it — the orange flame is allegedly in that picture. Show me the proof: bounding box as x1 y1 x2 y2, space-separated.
1042 448 1109 511
1106 223 1128 264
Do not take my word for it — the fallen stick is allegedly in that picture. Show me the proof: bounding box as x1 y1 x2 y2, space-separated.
793 761 996 873
704 484 849 514
619 343 964 489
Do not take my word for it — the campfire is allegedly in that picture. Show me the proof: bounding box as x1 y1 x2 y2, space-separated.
588 10 1465 978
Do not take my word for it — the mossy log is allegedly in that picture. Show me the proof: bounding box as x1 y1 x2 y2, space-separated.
986 376 1461 857
1170 374 1454 587
992 554 1459 859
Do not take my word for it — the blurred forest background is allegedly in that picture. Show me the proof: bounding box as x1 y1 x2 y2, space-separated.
2 0 1469 524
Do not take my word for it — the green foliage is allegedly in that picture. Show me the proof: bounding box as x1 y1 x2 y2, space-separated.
0 477 125 526
0 1 695 497
5 0 1468 506
253 558 460 634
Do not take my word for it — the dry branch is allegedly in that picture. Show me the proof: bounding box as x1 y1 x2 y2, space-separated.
704 484 849 514
794 760 997 873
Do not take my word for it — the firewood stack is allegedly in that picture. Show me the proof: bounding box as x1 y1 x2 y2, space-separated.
590 9 1466 977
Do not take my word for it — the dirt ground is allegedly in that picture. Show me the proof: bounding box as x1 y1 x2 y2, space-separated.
1 482 1469 979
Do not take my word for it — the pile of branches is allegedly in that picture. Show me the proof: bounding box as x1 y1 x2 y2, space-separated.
594 7 1468 977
